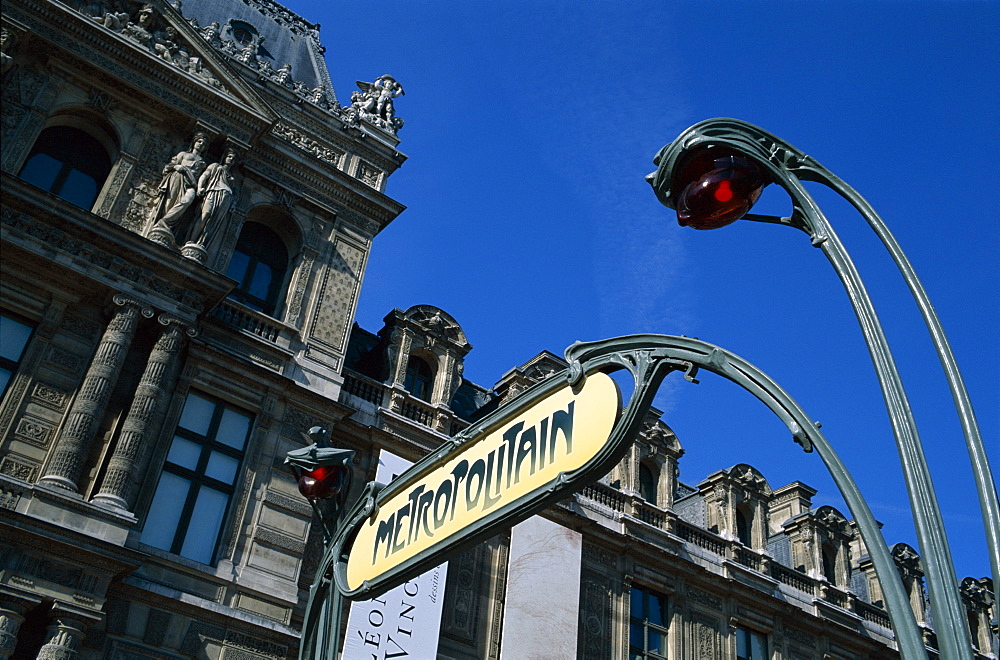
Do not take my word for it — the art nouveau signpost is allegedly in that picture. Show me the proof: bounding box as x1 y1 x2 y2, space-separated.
289 118 994 660
290 333 934 660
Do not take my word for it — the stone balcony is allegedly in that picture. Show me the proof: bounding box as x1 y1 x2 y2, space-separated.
201 299 298 374
566 480 899 643
339 370 470 446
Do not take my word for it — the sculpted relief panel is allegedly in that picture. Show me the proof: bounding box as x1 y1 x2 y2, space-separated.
306 238 365 364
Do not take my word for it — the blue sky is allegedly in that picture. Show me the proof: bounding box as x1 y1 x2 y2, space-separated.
280 1 998 582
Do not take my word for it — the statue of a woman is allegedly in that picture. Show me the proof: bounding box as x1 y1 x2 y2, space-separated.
149 132 208 236
188 148 236 248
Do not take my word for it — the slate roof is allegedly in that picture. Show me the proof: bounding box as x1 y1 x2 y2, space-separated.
181 0 337 105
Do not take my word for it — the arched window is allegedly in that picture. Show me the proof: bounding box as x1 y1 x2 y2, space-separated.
822 543 838 584
639 462 658 504
404 356 433 401
18 125 113 210
735 507 752 546
225 222 289 316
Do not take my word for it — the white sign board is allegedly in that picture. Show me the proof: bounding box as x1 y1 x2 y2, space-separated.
342 451 448 659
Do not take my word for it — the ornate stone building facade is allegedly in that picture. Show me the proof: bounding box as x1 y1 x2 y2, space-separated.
0 1 995 659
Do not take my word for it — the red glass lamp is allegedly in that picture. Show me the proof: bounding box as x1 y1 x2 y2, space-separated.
296 464 349 500
672 146 770 230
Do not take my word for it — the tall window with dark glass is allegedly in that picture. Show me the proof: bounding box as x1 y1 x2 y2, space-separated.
630 586 668 659
140 392 252 565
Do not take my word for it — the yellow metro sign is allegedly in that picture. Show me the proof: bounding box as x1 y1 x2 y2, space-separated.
334 371 621 598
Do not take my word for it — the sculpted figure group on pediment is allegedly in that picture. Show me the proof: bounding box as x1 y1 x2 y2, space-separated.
68 0 222 88
145 132 238 264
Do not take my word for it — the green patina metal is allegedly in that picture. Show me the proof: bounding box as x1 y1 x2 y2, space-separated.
290 333 950 660
648 118 998 660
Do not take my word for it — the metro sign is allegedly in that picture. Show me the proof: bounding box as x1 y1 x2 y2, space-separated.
332 366 634 601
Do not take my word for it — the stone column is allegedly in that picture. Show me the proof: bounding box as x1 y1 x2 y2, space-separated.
36 614 86 660
92 315 193 511
40 295 153 492
0 604 26 660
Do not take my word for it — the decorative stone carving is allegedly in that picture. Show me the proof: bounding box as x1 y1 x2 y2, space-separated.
199 21 221 46
344 75 405 134
0 604 26 659
1 454 39 482
578 570 612 660
892 543 922 577
307 238 366 357
1 25 16 75
355 160 381 188
687 586 723 611
13 416 54 448
35 614 86 660
691 613 719 659
182 147 237 263
146 131 208 246
70 1 223 88
270 122 344 167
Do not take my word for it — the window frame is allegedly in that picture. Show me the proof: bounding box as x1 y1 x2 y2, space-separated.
225 221 290 317
404 355 434 402
140 391 253 566
735 626 768 660
0 311 36 400
629 585 669 660
18 124 114 210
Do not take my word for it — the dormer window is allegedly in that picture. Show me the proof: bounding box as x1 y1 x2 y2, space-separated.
228 21 272 59
404 356 433 401
232 26 254 47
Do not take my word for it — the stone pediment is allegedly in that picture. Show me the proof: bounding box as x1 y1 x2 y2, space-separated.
400 305 469 349
493 351 565 405
60 0 276 120
813 504 850 534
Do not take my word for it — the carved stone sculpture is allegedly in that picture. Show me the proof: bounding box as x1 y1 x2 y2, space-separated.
238 35 264 64
181 148 236 263
200 21 221 45
146 132 207 246
345 75 405 133
0 26 14 75
123 4 155 46
273 63 292 85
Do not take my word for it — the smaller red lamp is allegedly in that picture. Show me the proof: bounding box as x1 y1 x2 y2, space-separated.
672 146 770 230
284 430 355 502
296 464 349 500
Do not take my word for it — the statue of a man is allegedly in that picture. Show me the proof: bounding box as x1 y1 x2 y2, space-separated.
150 132 208 234
188 148 236 248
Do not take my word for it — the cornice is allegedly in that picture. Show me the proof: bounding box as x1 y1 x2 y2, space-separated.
244 145 405 235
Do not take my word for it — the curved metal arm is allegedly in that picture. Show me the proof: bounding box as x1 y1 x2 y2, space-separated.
803 164 1000 616
565 335 928 659
649 118 990 660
